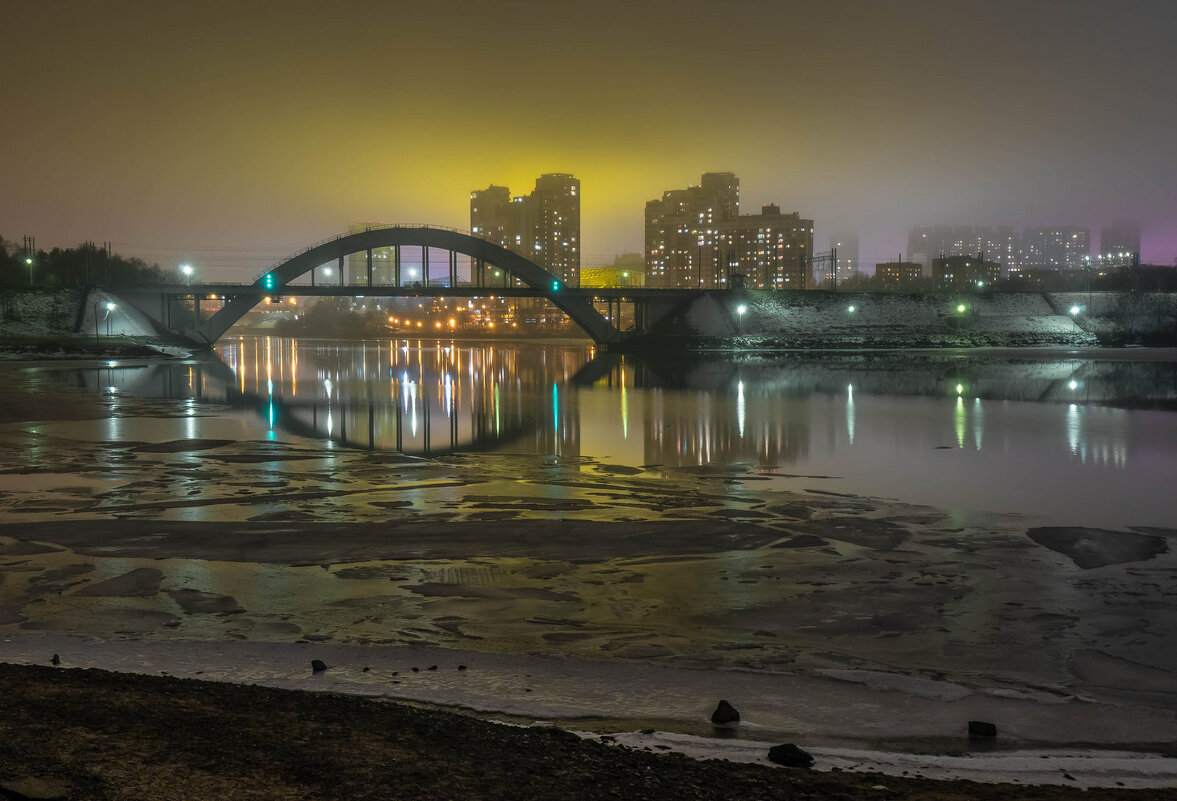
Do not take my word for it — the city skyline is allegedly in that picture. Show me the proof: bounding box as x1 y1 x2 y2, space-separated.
3 1 1176 281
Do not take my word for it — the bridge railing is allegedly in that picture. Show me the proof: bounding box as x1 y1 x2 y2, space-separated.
253 223 475 283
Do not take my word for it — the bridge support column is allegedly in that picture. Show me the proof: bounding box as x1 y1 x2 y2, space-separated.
423 246 429 288
337 255 344 286
394 245 400 286
366 248 373 288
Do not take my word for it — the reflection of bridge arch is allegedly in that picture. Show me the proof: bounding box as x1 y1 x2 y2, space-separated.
198 225 620 345
245 395 537 455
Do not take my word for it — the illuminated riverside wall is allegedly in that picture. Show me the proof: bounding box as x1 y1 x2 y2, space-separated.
627 290 1177 348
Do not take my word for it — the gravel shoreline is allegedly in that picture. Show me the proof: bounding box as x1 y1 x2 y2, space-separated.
1 662 1171 801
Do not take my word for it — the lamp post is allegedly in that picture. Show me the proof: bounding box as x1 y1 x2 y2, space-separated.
735 303 747 334
25 257 33 285
180 264 194 286
94 301 117 345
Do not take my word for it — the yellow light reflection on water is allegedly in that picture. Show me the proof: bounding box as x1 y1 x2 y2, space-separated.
621 380 628 440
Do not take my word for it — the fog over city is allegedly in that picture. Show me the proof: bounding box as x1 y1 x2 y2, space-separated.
3 0 1175 279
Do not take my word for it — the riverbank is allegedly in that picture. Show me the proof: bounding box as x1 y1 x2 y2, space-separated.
0 662 1172 800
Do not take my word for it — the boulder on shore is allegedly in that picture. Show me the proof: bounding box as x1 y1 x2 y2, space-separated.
767 743 814 768
710 699 740 725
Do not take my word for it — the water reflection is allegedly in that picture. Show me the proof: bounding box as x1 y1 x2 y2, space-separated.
56 340 1177 475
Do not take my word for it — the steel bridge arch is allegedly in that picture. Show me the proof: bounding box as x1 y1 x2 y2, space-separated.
195 225 621 344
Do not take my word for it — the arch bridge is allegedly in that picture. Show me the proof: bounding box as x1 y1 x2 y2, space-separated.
101 225 668 347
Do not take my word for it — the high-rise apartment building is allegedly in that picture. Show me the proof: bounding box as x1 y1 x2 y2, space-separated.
470 185 513 249
470 173 580 286
530 173 580 286
723 204 814 289
908 226 1019 274
1020 227 1090 270
1099 221 1141 259
645 172 740 288
644 173 813 289
827 233 859 287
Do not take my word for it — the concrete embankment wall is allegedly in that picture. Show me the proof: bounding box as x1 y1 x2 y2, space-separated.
0 287 172 343
627 290 1177 350
5 287 1176 351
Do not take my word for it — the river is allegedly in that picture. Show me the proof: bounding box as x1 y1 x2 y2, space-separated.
0 338 1175 782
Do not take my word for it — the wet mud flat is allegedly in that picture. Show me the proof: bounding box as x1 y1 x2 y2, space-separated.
0 361 1176 781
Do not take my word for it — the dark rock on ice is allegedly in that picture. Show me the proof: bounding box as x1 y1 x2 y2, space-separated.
969 720 997 738
767 743 814 768
710 699 740 725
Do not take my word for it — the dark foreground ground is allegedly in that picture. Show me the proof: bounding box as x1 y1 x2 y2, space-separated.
0 664 1169 801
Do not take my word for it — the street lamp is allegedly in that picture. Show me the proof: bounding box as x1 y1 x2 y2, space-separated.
735 303 747 334
94 300 117 344
25 257 33 285
181 264 194 285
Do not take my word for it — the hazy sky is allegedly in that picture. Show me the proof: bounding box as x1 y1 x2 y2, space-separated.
3 0 1175 279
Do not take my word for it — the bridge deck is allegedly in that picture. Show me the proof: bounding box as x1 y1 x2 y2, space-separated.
143 284 695 300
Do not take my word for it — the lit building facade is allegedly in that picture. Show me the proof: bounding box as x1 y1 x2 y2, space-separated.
827 233 859 287
933 255 1003 289
470 185 513 248
722 204 814 289
908 226 1019 274
470 173 580 286
1099 221 1141 260
645 173 813 289
644 172 740 288
874 260 924 290
1020 226 1090 270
